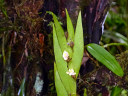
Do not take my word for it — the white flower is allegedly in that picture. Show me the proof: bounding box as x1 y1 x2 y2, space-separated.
66 69 76 76
63 50 69 60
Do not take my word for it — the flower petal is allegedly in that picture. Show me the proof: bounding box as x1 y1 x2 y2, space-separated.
63 51 69 60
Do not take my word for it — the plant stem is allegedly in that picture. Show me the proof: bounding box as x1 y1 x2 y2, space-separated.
103 43 128 48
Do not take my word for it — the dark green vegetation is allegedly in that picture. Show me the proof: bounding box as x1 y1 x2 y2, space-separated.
0 0 128 96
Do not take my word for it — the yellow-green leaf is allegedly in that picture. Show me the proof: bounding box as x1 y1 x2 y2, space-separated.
66 9 74 42
71 11 84 77
54 63 68 96
48 11 72 56
53 24 76 94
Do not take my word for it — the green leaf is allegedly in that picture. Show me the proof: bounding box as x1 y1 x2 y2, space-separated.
54 63 68 96
86 43 124 77
71 11 84 77
121 90 128 96
53 24 76 94
65 9 74 42
111 86 122 96
48 11 72 56
18 78 25 96
0 0 8 18
83 88 87 96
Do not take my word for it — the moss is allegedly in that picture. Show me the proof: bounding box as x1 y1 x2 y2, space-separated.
116 50 128 73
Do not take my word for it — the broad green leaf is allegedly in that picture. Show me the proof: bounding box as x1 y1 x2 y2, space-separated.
66 9 74 42
71 11 84 77
54 63 68 96
48 11 72 56
86 43 124 77
53 24 76 94
18 78 25 96
111 86 122 96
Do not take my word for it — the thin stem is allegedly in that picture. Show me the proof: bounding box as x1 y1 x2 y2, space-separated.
103 43 128 48
2 35 6 67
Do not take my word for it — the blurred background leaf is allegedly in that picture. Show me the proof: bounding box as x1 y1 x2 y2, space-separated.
18 78 25 96
103 31 128 44
111 86 122 96
0 0 8 17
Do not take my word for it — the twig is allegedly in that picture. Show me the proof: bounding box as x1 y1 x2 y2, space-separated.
14 41 28 71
